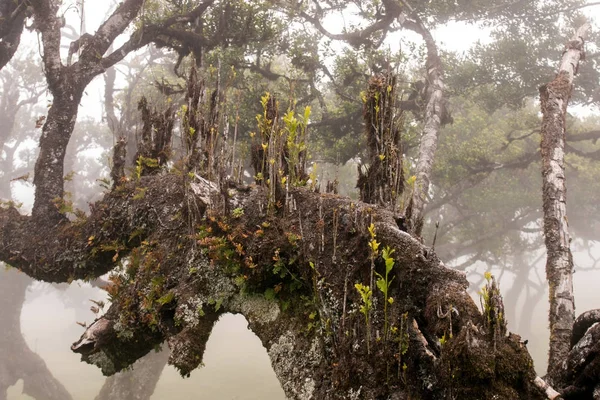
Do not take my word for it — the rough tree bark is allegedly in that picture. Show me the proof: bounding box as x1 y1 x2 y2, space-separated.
0 1 584 399
539 23 590 386
300 0 448 237
43 176 543 399
29 0 147 222
26 0 217 222
0 1 27 71
0 87 546 400
534 21 600 399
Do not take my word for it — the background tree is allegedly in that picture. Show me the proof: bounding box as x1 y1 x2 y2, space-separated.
0 0 600 398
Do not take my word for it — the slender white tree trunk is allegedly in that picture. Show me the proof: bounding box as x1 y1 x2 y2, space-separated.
399 4 445 237
539 23 590 385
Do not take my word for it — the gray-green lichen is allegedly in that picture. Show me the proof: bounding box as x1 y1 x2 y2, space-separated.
268 331 323 400
230 294 280 324
175 296 206 328
113 321 134 340
347 387 362 400
88 350 116 376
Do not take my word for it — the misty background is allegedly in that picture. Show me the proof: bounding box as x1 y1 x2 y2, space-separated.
2 0 600 399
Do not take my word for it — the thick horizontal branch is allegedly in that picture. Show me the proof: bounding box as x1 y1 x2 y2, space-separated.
0 166 548 398
0 174 192 282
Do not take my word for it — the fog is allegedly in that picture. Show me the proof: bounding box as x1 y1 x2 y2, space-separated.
3 267 285 399
2 1 600 399
2 252 598 399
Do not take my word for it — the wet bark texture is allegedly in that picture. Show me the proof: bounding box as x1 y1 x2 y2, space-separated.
29 0 148 223
561 311 600 399
539 23 589 386
0 30 544 400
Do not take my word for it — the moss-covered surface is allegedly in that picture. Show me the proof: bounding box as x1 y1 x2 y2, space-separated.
52 174 545 399
0 77 548 398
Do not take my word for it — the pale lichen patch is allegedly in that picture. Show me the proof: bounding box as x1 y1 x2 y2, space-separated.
230 294 280 324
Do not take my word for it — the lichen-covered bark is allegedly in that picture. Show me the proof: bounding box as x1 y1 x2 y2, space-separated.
561 316 600 399
26 0 216 222
33 91 83 221
2 171 546 399
0 175 190 282
0 3 557 396
539 23 590 385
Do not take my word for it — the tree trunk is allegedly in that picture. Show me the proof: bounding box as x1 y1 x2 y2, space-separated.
0 1 27 70
400 8 446 237
539 23 590 385
33 90 83 221
0 3 562 396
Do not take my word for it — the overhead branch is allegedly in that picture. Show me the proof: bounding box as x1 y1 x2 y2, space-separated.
436 210 540 264
79 0 145 66
565 143 600 160
501 129 539 150
427 151 540 216
299 0 401 47
99 1 216 72
569 129 600 142
232 60 310 84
